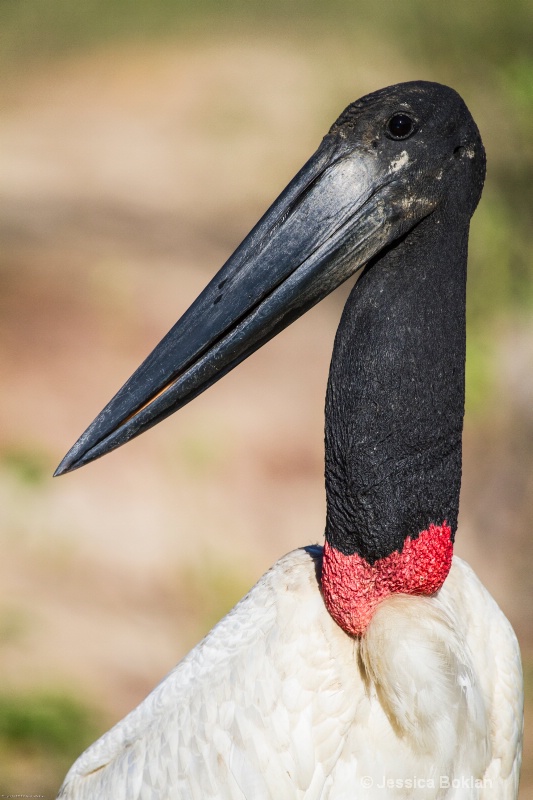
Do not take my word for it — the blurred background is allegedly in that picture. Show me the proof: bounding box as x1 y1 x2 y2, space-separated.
1 0 532 795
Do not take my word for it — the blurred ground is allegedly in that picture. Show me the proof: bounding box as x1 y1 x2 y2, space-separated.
0 13 532 798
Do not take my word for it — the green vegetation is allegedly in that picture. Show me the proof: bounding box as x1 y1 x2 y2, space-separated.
0 0 531 57
0 690 103 796
0 447 51 487
1 0 532 76
0 691 96 754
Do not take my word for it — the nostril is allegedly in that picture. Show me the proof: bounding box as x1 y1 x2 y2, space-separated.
453 145 465 157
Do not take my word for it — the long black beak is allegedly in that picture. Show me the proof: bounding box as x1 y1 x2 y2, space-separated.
55 134 409 475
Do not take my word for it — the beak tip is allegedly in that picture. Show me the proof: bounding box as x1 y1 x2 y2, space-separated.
53 458 74 478
53 446 85 477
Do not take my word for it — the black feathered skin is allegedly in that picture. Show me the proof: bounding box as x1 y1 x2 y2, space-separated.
324 82 486 562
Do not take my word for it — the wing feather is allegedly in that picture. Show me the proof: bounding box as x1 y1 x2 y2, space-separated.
58 549 523 799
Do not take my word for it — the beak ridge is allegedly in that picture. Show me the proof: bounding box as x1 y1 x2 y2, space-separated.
55 136 402 475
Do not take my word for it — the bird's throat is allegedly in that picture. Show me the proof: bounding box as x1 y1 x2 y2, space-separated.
321 522 453 635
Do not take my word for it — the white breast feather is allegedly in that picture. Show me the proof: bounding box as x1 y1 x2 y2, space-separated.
57 549 522 799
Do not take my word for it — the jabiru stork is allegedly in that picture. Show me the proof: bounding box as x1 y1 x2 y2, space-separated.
55 81 523 799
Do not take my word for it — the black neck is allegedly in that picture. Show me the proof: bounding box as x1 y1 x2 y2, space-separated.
325 208 469 562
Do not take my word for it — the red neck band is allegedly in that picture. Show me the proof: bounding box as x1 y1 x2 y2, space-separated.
321 523 453 635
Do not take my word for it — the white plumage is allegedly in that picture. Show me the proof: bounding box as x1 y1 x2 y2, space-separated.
58 548 522 799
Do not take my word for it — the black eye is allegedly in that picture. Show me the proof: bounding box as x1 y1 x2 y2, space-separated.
386 114 415 140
